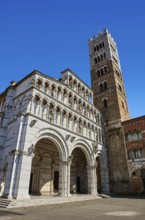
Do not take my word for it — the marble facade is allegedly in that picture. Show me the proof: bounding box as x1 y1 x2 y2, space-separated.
0 69 109 199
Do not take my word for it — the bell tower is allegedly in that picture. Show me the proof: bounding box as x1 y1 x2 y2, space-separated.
89 29 131 193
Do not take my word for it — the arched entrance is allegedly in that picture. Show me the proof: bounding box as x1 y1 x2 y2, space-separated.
96 158 102 193
70 148 88 194
29 138 60 196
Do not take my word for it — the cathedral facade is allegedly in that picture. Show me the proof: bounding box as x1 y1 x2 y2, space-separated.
0 29 144 201
0 69 109 199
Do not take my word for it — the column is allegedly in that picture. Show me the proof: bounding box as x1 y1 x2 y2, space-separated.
26 95 33 113
87 164 97 195
67 156 73 196
3 153 15 198
15 152 33 199
3 149 34 199
59 160 68 196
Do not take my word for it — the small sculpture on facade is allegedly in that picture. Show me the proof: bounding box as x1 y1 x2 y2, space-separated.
78 123 83 133
66 135 71 141
30 119 37 127
49 110 54 122
92 141 98 154
27 144 35 156
70 136 75 142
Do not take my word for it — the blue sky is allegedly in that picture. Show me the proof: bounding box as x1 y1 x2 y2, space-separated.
0 0 145 118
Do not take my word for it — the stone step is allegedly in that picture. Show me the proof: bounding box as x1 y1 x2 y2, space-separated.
9 195 102 209
0 198 11 208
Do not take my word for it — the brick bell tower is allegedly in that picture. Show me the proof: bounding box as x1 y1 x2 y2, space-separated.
89 28 131 193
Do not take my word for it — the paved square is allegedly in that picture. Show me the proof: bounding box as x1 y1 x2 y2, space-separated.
0 196 145 220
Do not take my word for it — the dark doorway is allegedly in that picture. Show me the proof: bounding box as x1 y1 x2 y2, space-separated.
54 171 59 192
77 176 81 193
29 173 33 194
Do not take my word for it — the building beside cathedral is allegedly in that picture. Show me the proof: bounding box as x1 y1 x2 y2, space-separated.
122 116 145 193
0 28 145 202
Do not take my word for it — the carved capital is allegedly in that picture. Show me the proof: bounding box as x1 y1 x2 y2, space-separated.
68 155 73 164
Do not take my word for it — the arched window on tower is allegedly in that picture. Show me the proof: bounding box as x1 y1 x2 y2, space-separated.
96 45 99 51
97 70 100 77
101 54 103 61
100 83 103 92
94 58 97 64
97 56 100 62
94 57 98 63
103 99 108 108
104 82 107 90
104 53 106 59
104 66 107 74
94 47 96 52
119 84 122 92
101 68 104 75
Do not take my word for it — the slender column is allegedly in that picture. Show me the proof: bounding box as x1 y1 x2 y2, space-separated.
66 113 69 129
72 117 75 132
3 114 27 199
56 110 61 126
60 110 63 127
26 95 33 113
45 103 49 119
53 105 56 124
67 156 73 196
38 100 41 117
62 112 68 128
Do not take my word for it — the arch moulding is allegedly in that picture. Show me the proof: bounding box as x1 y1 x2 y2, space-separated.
32 128 68 161
70 139 94 166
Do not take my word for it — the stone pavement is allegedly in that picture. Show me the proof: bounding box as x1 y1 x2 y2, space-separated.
0 195 145 220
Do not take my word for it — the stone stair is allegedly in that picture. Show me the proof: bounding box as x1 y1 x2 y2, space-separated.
0 198 11 208
0 194 107 209
9 194 102 208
